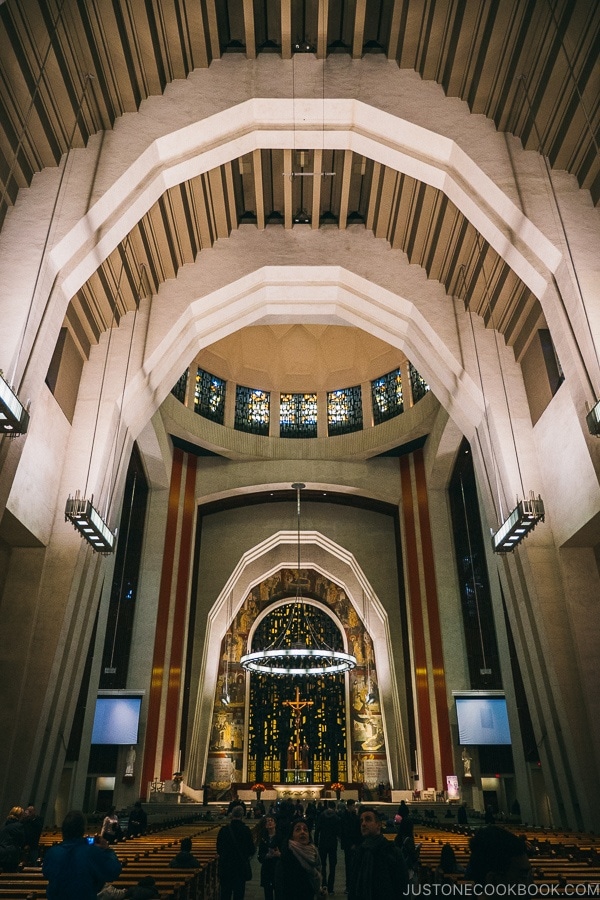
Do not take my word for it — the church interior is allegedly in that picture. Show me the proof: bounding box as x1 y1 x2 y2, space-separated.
0 0 599 834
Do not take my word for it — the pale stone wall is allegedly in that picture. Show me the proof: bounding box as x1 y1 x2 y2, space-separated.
186 484 409 786
0 55 598 829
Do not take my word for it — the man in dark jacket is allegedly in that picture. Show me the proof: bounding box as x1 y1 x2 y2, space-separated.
22 804 44 864
339 800 362 891
316 802 341 894
348 807 409 900
216 804 256 899
42 810 122 900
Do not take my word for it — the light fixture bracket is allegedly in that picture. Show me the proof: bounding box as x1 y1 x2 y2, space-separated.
65 493 116 554
492 494 544 554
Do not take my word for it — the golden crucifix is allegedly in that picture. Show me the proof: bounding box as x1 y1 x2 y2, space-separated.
283 686 313 768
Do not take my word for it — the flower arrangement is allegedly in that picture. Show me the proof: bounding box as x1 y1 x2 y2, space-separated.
252 783 266 793
330 782 344 791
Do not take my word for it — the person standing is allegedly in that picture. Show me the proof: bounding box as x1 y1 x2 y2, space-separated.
0 806 25 872
395 801 411 828
255 799 266 819
258 815 282 900
348 807 409 900
339 800 361 891
22 804 44 865
42 810 121 900
274 819 325 900
216 804 256 900
305 800 317 836
315 802 341 894
227 795 246 816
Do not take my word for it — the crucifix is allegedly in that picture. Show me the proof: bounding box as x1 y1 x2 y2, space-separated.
283 686 313 769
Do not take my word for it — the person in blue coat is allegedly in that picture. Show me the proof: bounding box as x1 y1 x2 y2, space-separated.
42 810 122 900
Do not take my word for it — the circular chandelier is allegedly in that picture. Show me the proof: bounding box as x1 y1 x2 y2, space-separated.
240 483 357 677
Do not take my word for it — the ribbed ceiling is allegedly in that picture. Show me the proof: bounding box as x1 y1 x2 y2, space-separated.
1 0 598 361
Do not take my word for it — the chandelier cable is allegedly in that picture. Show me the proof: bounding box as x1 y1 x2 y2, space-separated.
240 484 356 675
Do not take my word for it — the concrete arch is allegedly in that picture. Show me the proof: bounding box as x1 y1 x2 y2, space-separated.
51 98 558 311
126 262 485 443
187 530 409 790
5 94 562 411
3 95 561 528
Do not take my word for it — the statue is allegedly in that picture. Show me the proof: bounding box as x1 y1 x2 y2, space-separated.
461 747 472 777
287 741 295 769
125 745 136 776
283 687 314 778
301 742 309 770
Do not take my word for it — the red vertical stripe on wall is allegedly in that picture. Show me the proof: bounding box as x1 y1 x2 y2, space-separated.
141 447 183 793
413 449 455 783
161 453 197 779
400 455 436 788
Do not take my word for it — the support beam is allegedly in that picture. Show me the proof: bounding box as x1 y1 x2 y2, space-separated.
353 0 367 59
243 0 256 59
281 0 292 60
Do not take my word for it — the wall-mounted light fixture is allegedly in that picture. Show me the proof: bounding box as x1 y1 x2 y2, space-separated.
65 492 116 554
586 400 600 437
0 372 29 435
491 494 545 554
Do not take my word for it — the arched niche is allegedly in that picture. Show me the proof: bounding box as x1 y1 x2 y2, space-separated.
186 530 410 790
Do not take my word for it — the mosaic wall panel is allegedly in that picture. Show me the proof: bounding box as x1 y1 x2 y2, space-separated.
206 570 387 793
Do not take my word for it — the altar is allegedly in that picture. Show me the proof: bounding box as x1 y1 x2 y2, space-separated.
274 783 324 800
284 768 312 784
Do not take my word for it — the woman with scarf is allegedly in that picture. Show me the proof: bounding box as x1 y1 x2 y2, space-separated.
274 819 326 899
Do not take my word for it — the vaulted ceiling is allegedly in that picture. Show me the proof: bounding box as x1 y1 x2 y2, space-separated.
1 0 598 365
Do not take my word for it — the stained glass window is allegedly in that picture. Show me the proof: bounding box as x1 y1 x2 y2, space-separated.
235 385 270 435
171 370 188 404
371 368 403 425
194 368 226 424
409 363 430 404
327 385 363 436
280 393 318 438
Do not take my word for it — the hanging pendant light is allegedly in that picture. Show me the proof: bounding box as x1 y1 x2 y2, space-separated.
240 484 356 676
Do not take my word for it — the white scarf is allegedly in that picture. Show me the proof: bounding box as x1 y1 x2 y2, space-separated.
288 839 322 894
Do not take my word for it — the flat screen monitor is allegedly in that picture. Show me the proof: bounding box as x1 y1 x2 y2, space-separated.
455 695 511 745
91 695 142 745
